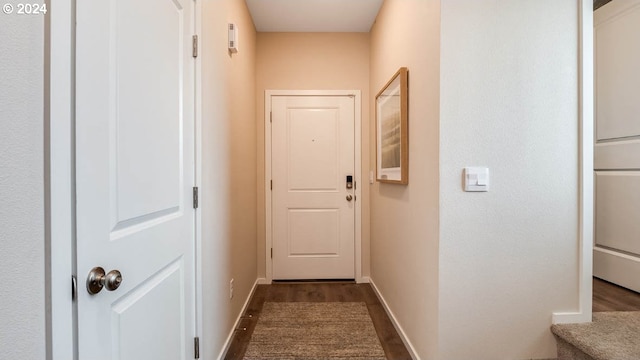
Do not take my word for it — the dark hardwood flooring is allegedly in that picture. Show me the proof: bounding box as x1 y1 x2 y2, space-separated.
223 282 412 360
222 278 640 359
593 277 640 312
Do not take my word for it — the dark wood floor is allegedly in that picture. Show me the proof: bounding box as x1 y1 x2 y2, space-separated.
222 277 639 359
223 282 412 360
593 277 640 312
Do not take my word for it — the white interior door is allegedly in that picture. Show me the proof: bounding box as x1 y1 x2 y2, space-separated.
75 1 196 359
271 95 356 280
594 0 640 292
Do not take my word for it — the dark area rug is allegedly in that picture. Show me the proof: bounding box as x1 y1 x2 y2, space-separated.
243 302 386 360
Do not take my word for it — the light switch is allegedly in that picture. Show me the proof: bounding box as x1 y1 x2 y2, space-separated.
477 172 487 185
464 167 489 192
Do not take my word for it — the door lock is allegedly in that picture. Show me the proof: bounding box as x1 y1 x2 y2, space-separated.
86 267 123 295
346 194 353 201
346 175 353 189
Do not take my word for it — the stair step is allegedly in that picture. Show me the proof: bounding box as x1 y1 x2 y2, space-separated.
551 312 640 360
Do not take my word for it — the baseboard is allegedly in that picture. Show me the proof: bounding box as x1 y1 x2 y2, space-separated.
217 278 260 360
358 276 370 284
257 277 270 285
552 311 592 324
594 246 640 293
369 279 419 360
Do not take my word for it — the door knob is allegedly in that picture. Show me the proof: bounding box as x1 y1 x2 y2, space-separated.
86 267 123 295
346 194 353 201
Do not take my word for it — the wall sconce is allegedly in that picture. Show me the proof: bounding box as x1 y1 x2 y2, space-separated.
228 23 238 53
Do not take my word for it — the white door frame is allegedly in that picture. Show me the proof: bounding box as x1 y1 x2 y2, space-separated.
552 0 594 325
46 1 203 358
264 90 364 283
46 1 75 359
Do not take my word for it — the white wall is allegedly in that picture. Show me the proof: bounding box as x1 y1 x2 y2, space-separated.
439 1 580 359
0 13 46 360
200 1 258 358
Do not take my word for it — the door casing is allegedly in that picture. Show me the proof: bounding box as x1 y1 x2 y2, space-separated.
551 0 594 325
264 90 363 283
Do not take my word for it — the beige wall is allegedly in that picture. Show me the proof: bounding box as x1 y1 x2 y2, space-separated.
439 1 580 359
369 1 441 358
255 33 371 279
200 1 257 358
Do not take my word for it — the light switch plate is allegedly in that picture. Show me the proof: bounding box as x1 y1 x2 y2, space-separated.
464 167 489 192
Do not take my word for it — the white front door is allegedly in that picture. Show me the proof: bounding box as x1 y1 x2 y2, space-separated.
271 95 356 280
75 1 196 359
594 0 640 292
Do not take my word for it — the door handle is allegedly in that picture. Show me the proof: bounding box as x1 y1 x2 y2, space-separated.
346 194 353 201
86 267 123 295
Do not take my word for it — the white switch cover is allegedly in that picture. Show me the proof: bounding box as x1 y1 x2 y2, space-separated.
464 167 489 192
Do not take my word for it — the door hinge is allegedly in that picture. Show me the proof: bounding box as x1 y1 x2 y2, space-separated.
270 111 272 123
194 337 200 359
192 35 198 58
271 248 273 258
71 275 77 301
270 180 272 190
193 187 199 209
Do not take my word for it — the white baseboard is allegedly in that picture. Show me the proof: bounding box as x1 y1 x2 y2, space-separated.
358 276 371 284
369 279 419 360
552 312 592 324
594 247 640 293
217 278 260 360
257 277 270 285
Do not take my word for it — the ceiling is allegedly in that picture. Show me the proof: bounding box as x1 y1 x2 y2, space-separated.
245 0 384 32
246 0 609 32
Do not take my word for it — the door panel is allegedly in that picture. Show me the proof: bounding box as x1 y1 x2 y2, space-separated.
113 0 183 224
288 108 339 191
594 0 640 292
272 96 355 280
288 209 340 255
76 0 195 358
595 140 640 170
112 260 184 359
595 3 640 141
595 172 640 255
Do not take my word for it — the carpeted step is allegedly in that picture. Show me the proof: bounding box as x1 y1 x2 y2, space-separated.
551 311 640 360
